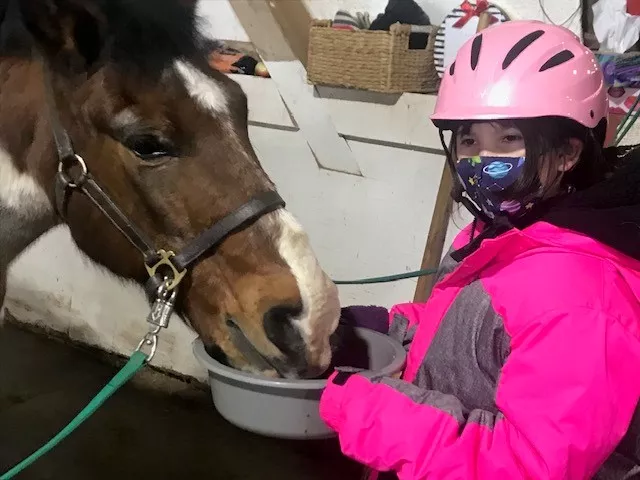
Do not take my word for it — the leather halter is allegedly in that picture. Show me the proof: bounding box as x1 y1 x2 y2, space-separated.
41 62 286 300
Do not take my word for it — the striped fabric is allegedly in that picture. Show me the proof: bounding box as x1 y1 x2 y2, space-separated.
333 10 371 31
433 5 508 76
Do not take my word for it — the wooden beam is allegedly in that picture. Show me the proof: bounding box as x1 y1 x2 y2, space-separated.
229 0 361 176
228 0 297 63
266 0 312 67
413 162 453 303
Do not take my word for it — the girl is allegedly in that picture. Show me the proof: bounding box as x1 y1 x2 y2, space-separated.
320 20 640 479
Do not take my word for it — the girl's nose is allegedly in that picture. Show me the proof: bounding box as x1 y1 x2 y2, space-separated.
479 149 498 157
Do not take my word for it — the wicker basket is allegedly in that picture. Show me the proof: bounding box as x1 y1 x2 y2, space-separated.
307 20 440 94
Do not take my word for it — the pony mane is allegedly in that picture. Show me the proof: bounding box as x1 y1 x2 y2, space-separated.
0 0 206 75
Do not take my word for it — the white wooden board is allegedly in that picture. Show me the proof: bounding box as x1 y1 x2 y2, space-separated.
228 0 362 176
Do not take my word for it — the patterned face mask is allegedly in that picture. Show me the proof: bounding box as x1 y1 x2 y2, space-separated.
455 155 540 219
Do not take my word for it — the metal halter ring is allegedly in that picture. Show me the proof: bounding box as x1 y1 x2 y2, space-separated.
58 154 88 189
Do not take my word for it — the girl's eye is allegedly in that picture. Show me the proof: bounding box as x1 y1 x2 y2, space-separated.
460 137 475 146
503 134 523 143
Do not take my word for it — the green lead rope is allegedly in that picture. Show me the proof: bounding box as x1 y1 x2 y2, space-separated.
0 351 148 480
332 268 438 285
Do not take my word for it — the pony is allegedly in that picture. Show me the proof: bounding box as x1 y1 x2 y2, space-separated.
0 0 340 379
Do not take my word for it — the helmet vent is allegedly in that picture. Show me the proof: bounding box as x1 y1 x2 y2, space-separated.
449 61 456 76
470 34 482 70
539 50 575 72
502 30 545 70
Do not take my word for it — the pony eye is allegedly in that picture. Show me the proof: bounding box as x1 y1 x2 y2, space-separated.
125 134 174 160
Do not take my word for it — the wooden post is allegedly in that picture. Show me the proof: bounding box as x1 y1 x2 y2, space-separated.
476 11 493 31
412 13 492 302
413 162 453 302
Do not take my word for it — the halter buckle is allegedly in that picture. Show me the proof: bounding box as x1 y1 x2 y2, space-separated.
145 249 186 291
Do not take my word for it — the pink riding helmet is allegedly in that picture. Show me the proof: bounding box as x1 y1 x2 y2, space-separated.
431 20 608 132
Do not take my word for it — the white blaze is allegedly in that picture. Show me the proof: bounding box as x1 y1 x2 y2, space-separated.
270 210 340 368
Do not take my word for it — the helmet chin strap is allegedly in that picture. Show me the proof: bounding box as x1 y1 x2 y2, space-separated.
438 129 493 225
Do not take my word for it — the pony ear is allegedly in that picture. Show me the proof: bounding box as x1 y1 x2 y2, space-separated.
19 0 107 73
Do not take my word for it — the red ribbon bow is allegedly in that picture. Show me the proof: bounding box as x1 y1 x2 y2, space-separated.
453 0 499 28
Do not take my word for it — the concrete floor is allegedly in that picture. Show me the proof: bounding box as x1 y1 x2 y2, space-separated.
0 322 363 479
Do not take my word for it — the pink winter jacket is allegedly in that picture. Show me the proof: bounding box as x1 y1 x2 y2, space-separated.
320 151 640 479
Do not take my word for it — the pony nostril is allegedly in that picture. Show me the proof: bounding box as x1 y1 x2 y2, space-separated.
263 303 304 356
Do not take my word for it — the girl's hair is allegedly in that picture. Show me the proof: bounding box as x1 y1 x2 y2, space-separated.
450 116 611 201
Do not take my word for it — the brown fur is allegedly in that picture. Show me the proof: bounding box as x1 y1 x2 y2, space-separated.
0 0 338 378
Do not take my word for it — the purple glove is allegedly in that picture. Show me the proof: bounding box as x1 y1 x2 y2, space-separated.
339 305 389 334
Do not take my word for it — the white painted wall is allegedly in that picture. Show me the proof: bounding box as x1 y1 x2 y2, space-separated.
5 0 580 381
197 0 582 40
